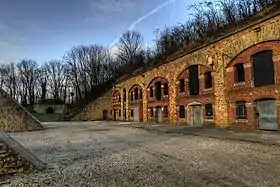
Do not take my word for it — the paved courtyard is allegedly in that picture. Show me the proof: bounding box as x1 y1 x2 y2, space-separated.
2 121 280 187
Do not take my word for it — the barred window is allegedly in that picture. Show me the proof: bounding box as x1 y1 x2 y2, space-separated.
205 103 213 119
236 101 247 119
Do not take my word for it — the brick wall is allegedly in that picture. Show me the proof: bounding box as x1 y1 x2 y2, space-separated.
112 10 280 129
0 89 43 132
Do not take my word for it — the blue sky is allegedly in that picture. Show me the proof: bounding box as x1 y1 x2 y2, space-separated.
0 0 199 64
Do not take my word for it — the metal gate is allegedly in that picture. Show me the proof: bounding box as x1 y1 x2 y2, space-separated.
189 105 203 127
156 107 163 123
133 107 140 122
256 100 278 131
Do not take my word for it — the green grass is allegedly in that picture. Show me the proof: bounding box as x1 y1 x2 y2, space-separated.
32 113 63 122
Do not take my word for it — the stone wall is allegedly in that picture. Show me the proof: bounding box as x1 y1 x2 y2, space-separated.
0 132 45 176
73 88 114 121
113 8 280 129
0 89 43 132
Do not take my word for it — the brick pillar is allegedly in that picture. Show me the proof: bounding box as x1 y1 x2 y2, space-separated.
273 55 280 84
244 63 252 86
246 102 256 130
143 87 148 122
169 79 177 125
213 55 229 128
120 89 124 121
199 75 204 93
125 90 129 121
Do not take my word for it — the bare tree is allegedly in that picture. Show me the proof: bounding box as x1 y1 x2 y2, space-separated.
117 30 144 66
45 60 67 101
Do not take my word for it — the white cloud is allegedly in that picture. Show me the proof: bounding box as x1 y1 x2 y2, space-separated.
88 0 135 12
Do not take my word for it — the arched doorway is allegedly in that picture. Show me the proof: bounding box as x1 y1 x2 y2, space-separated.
129 84 143 122
103 110 108 120
255 99 278 131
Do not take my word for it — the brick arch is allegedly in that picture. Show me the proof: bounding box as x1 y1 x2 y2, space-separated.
225 40 280 68
146 76 169 88
176 64 212 80
174 61 212 81
187 101 202 106
129 84 142 93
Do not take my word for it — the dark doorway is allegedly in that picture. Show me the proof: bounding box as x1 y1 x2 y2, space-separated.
113 110 116 120
252 50 275 87
46 107 54 113
155 82 162 100
189 65 199 95
103 110 108 120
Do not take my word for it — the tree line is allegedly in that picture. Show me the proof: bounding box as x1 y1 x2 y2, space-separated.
0 0 278 109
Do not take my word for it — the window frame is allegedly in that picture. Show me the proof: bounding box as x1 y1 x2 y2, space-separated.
234 63 245 83
204 71 212 89
236 101 247 119
205 103 213 119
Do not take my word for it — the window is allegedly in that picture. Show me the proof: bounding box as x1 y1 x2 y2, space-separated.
155 82 162 100
179 105 185 118
130 92 133 101
253 50 275 87
234 63 245 83
131 109 133 117
150 87 154 97
236 101 247 119
204 71 212 89
119 110 121 117
118 96 121 102
150 107 154 117
140 89 143 99
163 83 168 95
123 89 126 102
189 65 199 95
179 79 185 92
205 103 213 119
163 106 168 117
134 88 139 100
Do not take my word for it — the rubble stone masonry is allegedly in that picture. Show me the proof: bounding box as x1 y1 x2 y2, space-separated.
76 7 280 130
0 89 43 132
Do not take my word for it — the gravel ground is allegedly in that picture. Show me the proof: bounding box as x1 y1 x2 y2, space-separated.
2 121 280 187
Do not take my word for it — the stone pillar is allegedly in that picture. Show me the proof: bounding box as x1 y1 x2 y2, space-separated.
125 89 129 121
213 54 229 128
169 79 177 125
120 89 124 121
143 87 148 122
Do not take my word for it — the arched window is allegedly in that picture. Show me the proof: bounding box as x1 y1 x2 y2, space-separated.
134 88 139 100
234 63 245 83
